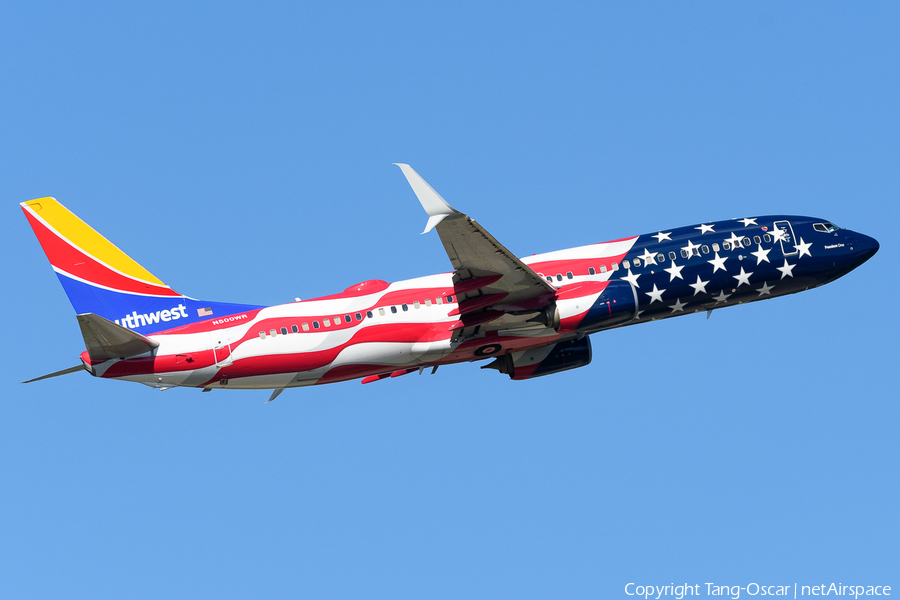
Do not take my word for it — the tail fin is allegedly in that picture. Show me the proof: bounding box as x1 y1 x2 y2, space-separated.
22 197 262 334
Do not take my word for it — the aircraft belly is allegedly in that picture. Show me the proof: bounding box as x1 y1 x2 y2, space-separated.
214 373 306 390
171 365 223 387
331 340 453 369
113 365 220 387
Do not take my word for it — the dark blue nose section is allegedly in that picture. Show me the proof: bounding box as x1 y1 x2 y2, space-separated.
852 232 879 265
821 230 879 284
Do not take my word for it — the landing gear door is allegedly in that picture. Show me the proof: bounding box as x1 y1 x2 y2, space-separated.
773 220 797 256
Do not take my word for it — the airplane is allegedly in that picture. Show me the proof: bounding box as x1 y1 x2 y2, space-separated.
21 164 879 401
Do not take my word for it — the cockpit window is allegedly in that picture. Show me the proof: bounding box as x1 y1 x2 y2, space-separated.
814 222 839 233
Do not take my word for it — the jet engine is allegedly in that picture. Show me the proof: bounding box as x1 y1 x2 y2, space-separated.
481 336 592 380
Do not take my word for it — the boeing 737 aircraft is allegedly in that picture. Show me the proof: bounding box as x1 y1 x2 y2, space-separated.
21 165 879 401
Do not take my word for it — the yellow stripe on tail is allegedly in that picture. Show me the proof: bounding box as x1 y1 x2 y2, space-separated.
23 197 165 286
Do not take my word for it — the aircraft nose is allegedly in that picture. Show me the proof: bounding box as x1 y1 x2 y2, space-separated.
852 231 879 265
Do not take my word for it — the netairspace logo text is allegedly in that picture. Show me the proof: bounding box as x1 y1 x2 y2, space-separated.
625 583 891 600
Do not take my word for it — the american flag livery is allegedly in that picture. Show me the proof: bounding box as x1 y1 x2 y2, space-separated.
20 166 879 400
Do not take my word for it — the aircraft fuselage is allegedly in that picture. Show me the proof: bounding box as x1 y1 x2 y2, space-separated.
83 214 877 390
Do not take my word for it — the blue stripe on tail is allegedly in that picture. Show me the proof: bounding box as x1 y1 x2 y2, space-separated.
58 274 264 335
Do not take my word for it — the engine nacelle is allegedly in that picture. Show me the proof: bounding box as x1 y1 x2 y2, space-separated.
482 336 592 380
576 280 638 332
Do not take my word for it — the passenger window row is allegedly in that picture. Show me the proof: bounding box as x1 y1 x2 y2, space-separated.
258 295 457 338
535 232 780 283
367 295 453 318
540 264 620 283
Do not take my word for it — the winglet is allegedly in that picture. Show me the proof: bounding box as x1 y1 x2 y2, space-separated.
393 163 460 234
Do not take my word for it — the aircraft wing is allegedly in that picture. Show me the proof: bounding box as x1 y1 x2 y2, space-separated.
395 164 556 323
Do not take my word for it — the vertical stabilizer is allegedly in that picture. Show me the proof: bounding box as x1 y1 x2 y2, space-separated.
22 197 263 334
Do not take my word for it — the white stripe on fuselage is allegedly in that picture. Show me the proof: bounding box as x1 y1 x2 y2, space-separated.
120 238 640 386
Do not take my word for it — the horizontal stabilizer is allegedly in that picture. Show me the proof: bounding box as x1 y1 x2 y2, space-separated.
77 313 160 361
22 364 85 384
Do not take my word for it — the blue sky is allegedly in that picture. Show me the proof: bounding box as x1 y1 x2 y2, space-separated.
1 2 897 598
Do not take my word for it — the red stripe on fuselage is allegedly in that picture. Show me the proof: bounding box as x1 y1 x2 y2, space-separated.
99 349 219 378
101 320 454 383
99 235 645 385
317 363 401 385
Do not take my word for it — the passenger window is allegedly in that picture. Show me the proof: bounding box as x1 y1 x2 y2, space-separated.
657 254 665 263
323 318 331 327
668 251 676 260
742 238 751 247
447 296 453 303
632 259 640 268
712 243 720 252
280 327 287 335
391 306 397 314
600 265 608 273
436 297 443 305
589 267 596 275
753 235 761 244
259 331 266 339
425 299 432 307
366 311 373 319
612 262 619 271
680 249 689 258
402 304 408 311
355 312 362 321
345 315 352 323
723 242 731 251
413 301 420 309
313 321 320 329
566 272 573 279
763 234 771 242
378 308 385 316
701 245 709 254
556 274 563 281
291 325 299 333
302 323 310 331
623 260 631 269
270 329 277 336
692 247 700 256
546 276 553 282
